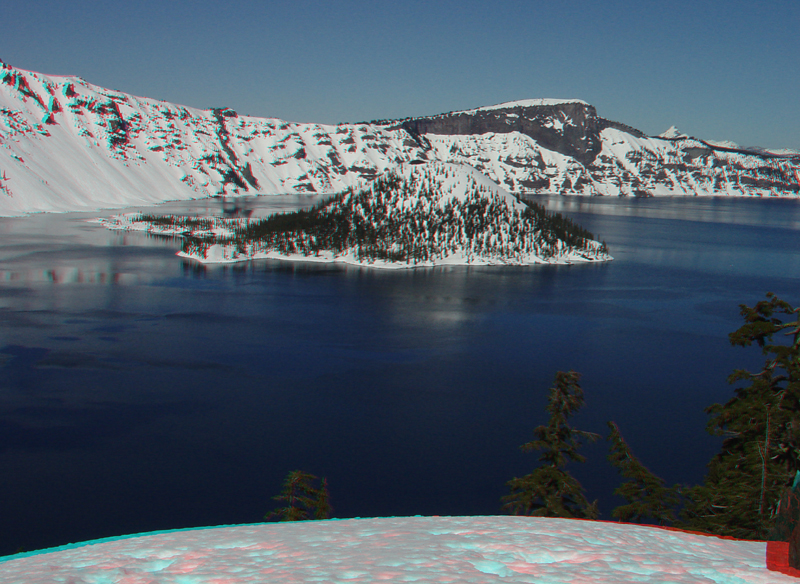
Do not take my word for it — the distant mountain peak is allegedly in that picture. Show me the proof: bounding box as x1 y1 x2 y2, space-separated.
659 126 688 139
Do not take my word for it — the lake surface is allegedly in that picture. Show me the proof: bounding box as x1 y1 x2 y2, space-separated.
1 194 798 555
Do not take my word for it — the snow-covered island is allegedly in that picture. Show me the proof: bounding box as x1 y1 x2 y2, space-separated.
97 163 612 268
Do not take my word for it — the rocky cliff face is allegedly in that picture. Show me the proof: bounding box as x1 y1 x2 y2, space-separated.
393 100 614 165
1 62 798 214
388 100 799 197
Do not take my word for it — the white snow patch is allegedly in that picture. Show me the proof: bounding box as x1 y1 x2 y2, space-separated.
659 126 688 139
705 139 741 149
457 99 590 114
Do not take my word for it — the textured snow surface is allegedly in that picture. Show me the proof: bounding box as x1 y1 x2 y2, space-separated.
0 516 788 584
704 139 741 149
391 161 523 206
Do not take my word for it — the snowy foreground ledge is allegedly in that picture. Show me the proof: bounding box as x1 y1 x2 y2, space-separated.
0 516 790 583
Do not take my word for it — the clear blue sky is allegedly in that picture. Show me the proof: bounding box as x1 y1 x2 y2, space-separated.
3 0 798 149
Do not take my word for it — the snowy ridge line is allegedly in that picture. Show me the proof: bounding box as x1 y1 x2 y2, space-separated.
694 139 800 159
0 516 790 583
1 61 799 216
0 516 769 563
566 517 760 541
0 523 228 564
453 98 591 114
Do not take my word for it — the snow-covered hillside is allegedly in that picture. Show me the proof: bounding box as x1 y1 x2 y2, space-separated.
0 516 791 583
1 61 799 215
98 162 611 267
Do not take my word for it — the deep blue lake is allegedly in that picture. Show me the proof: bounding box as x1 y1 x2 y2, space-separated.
0 194 798 555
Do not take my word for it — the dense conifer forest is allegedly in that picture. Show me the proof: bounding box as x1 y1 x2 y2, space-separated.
501 293 800 542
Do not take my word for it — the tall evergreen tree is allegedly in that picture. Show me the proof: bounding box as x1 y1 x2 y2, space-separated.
681 293 800 539
313 477 331 520
265 470 332 522
607 421 680 525
502 371 600 518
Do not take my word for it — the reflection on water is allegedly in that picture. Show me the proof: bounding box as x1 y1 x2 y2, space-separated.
0 194 324 287
527 194 800 280
1 266 145 286
527 193 800 229
132 193 324 219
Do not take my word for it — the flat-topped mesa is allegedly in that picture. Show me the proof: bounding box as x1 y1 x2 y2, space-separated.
388 99 646 165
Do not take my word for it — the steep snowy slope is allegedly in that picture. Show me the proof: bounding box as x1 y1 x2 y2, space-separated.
99 162 611 267
2 61 798 215
0 62 428 214
0 65 432 214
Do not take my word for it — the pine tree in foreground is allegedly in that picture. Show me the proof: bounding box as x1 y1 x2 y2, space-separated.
265 470 331 521
502 371 600 518
680 293 800 539
607 421 680 525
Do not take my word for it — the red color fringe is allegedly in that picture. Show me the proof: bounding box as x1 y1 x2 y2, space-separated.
562 517 800 576
766 541 800 578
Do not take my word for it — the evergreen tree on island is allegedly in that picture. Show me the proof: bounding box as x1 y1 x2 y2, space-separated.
502 371 600 518
681 293 800 539
607 421 680 525
265 470 331 521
